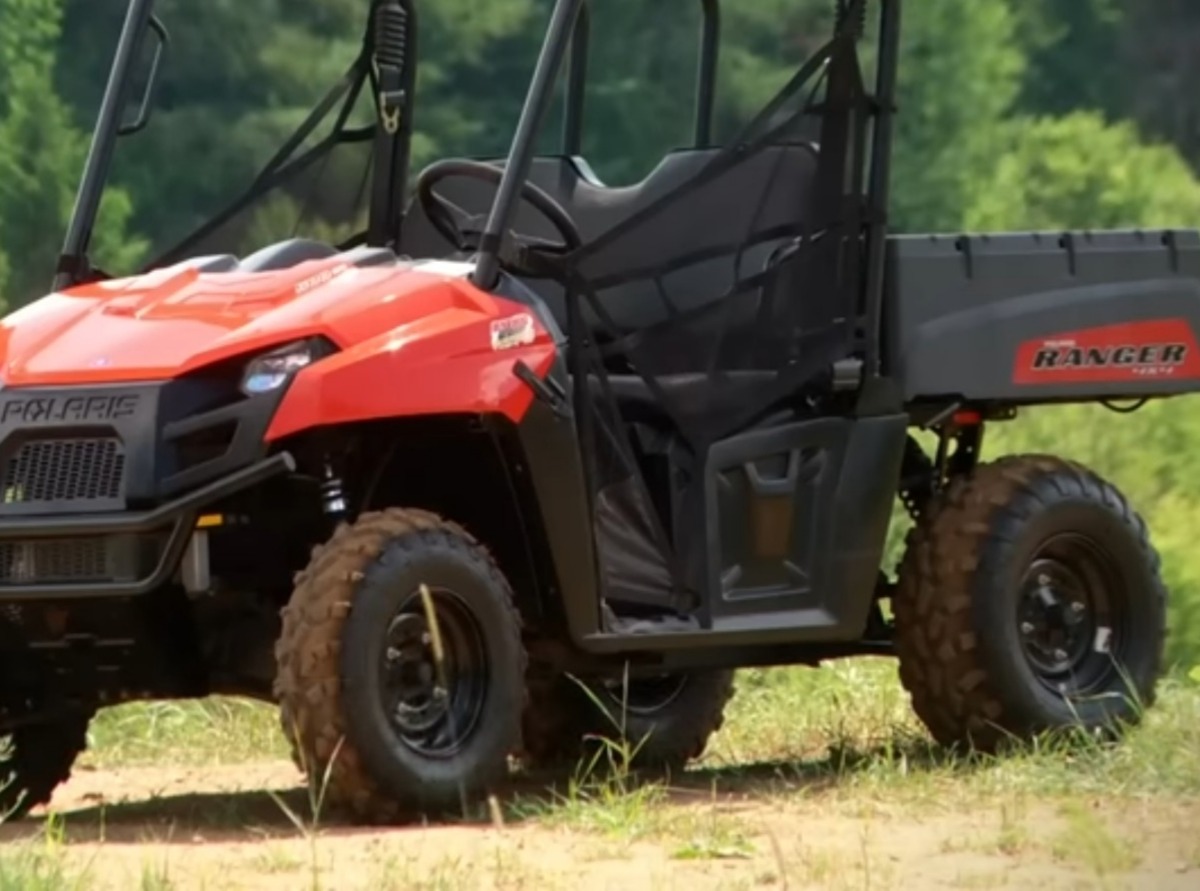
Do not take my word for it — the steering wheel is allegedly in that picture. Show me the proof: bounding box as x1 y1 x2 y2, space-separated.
414 159 583 273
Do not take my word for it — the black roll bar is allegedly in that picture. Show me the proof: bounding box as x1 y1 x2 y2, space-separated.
471 0 585 289
561 5 590 157
862 0 901 378
694 0 721 147
54 0 162 291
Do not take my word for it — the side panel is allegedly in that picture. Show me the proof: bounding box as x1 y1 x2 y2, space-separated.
886 229 1200 402
510 359 602 644
698 412 906 640
581 412 907 652
705 417 847 623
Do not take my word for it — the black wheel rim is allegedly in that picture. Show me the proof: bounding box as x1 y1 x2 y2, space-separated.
1016 532 1124 697
379 587 488 759
601 673 688 716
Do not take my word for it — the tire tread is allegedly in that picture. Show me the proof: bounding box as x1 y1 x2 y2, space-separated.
274 508 525 822
893 453 1166 751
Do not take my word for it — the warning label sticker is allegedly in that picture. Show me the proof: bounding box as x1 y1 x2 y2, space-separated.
490 313 537 351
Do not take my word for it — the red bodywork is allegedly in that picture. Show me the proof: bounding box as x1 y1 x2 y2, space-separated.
0 257 557 436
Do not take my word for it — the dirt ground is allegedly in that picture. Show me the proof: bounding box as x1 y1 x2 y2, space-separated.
3 760 1195 890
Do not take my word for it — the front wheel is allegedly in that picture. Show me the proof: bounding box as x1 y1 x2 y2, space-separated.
893 454 1166 752
274 508 527 823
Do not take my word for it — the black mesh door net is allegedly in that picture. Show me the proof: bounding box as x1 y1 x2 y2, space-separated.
533 6 875 624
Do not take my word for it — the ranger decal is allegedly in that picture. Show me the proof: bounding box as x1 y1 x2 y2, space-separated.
1014 319 1200 384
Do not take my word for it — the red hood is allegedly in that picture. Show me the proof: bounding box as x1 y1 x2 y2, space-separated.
0 256 501 387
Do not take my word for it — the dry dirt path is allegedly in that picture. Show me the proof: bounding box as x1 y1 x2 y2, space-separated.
2 759 1195 890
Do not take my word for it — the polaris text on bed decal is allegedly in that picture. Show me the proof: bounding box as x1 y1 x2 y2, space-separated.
1014 319 1200 384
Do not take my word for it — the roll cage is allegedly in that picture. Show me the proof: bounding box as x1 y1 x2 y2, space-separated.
58 2 900 377
471 0 900 377
449 0 902 626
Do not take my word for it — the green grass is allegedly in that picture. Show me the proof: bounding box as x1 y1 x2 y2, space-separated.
82 697 288 769
0 816 92 891
504 658 1200 885
1049 800 1141 877
737 659 1200 795
75 657 1200 808
6 657 1197 889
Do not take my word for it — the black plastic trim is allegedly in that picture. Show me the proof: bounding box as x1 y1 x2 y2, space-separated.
55 0 156 290
158 385 287 497
700 416 849 628
0 383 158 514
512 358 601 643
0 452 294 600
578 413 907 654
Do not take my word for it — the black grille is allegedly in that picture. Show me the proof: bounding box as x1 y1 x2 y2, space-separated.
3 439 126 505
0 539 109 584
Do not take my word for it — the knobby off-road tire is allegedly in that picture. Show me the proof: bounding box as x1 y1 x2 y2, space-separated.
274 508 526 823
893 454 1166 752
523 669 735 772
0 711 91 821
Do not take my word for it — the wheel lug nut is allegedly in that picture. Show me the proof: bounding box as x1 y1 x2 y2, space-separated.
1054 648 1068 662
1020 622 1034 635
1071 602 1085 614
1037 574 1050 586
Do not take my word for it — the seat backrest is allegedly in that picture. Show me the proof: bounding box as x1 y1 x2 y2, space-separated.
399 144 820 338
401 153 713 251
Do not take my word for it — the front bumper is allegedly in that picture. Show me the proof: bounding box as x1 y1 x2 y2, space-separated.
0 452 293 600
0 375 292 600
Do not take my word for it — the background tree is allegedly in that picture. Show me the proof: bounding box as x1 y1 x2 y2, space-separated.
889 0 1025 232
965 112 1200 231
0 0 143 308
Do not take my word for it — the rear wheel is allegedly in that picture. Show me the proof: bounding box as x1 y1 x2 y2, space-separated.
893 454 1166 751
0 711 91 821
274 508 526 823
523 668 734 772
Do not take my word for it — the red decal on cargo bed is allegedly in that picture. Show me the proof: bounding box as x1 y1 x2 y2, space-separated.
1014 319 1200 385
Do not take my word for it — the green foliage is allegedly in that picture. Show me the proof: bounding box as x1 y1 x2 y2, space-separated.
1113 2 1200 169
0 0 60 105
1008 0 1123 119
965 112 1200 231
890 0 1025 231
0 814 90 891
0 0 145 306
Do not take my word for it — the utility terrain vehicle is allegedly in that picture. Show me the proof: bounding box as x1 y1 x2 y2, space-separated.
0 0 1187 822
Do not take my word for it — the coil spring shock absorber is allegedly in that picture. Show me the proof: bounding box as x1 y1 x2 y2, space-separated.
320 463 347 520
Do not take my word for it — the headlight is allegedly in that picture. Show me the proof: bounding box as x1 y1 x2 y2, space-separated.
239 340 319 396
